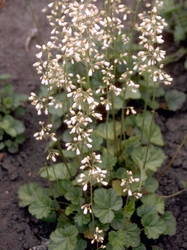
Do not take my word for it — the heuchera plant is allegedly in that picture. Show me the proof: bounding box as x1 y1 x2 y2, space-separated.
18 0 177 249
0 74 28 153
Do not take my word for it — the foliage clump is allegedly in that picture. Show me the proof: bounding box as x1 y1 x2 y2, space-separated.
0 74 28 153
18 0 178 249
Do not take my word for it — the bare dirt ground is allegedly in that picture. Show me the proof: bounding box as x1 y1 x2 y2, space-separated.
0 1 187 250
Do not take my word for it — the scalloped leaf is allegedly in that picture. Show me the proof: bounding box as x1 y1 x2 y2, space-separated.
29 196 52 219
93 188 123 224
48 225 78 250
39 163 71 181
132 145 166 172
165 90 186 111
141 214 166 239
95 121 121 140
141 194 165 214
18 183 50 207
162 211 176 236
109 223 140 249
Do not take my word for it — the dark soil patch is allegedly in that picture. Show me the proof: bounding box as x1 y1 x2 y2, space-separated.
0 1 187 250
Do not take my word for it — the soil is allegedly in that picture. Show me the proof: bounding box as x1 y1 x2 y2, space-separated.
0 1 187 250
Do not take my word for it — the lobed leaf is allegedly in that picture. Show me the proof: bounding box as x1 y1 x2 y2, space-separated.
141 193 165 214
132 145 166 172
93 188 123 224
141 214 166 239
28 196 52 219
161 211 176 236
18 182 50 207
48 225 78 250
165 89 186 111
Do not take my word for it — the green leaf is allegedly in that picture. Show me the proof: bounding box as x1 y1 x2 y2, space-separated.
18 183 50 207
93 188 123 224
13 93 28 108
162 211 176 236
174 24 186 42
48 225 78 250
125 200 135 219
143 124 164 146
15 134 25 144
7 141 19 153
101 148 117 171
0 142 5 150
74 213 91 227
144 176 159 193
132 243 146 250
6 127 17 137
111 212 124 230
125 87 141 100
28 196 52 219
109 223 140 249
165 90 186 111
91 132 103 150
141 214 166 239
95 121 121 140
74 239 87 250
3 96 13 109
132 145 166 172
65 186 82 206
15 106 25 116
123 223 141 248
43 211 57 223
39 163 71 181
141 194 165 214
109 231 126 250
137 205 157 218
112 180 124 196
14 120 25 135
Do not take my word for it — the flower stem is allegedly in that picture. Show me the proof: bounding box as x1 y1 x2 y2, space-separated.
157 133 187 180
143 82 156 170
160 189 186 199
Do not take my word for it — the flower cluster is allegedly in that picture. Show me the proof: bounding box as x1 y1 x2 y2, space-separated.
91 227 106 249
133 0 172 86
29 92 54 115
77 153 108 190
121 170 142 199
34 122 57 142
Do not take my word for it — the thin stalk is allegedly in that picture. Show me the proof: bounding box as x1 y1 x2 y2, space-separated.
45 163 61 211
111 93 118 156
48 115 72 178
26 0 44 44
120 0 141 148
119 88 127 155
157 133 187 180
106 108 111 177
140 74 149 143
127 0 141 65
143 82 156 170
160 189 186 199
90 183 95 232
